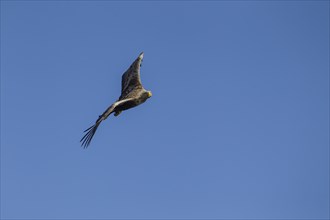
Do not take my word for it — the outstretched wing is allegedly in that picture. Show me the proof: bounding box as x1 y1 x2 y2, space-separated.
120 52 144 99
80 98 134 148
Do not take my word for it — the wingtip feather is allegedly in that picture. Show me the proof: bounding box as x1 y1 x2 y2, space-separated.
80 123 100 148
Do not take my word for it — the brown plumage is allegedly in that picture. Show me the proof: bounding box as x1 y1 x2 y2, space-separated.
80 52 152 148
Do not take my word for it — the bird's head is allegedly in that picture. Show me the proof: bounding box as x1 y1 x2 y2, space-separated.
141 90 152 102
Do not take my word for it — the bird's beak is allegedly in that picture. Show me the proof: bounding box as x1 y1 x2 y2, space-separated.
147 91 152 98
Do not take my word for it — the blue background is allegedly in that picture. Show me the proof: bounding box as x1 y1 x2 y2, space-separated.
1 1 329 219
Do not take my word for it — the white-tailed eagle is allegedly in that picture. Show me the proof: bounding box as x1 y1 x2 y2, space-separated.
80 52 152 148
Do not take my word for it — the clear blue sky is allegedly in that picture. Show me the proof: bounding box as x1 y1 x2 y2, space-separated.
1 1 329 219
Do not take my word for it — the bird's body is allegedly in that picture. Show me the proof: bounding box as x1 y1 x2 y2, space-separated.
80 52 152 148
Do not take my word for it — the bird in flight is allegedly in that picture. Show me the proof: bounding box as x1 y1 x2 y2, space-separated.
80 52 152 148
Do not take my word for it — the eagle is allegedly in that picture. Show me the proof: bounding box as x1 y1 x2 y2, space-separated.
80 52 152 148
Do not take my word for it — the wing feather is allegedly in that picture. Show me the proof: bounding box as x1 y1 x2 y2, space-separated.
80 98 134 148
120 53 144 99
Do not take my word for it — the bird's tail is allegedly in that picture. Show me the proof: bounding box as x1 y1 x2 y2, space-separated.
80 118 103 148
